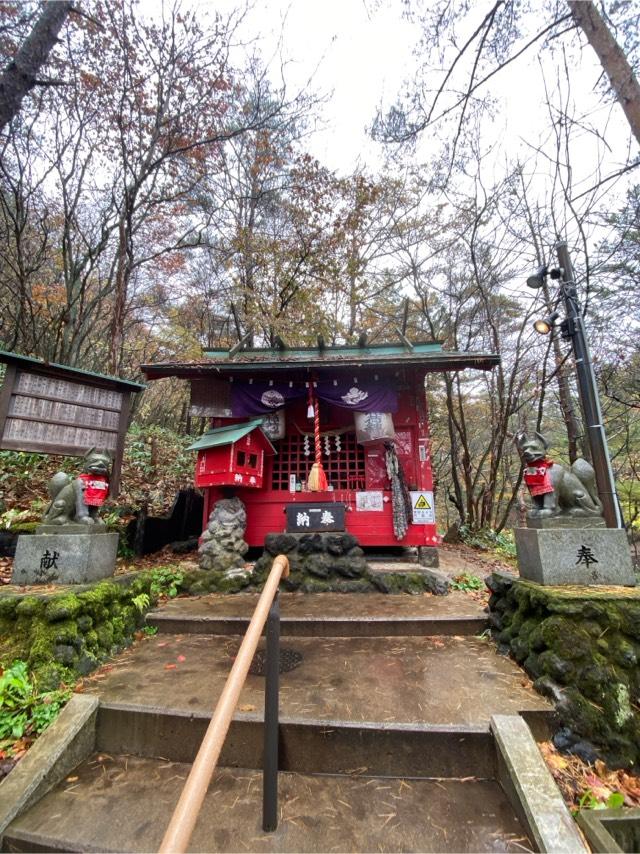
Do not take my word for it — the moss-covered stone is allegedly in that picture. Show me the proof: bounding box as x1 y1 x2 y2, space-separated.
538 650 575 683
15 596 43 618
96 623 114 649
488 572 640 769
44 594 82 623
540 615 592 660
0 596 19 618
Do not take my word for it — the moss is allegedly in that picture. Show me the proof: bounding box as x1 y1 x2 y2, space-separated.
538 650 575 683
44 594 82 623
111 616 126 645
540 615 593 661
77 582 120 621
602 682 634 730
96 623 114 649
33 662 67 691
76 614 93 632
85 629 99 648
619 603 640 639
0 595 19 618
15 596 43 618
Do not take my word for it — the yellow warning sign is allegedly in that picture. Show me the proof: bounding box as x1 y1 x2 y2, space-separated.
410 491 435 524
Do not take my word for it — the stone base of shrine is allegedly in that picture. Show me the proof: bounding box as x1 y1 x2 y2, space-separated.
252 532 447 594
515 527 635 586
12 533 119 585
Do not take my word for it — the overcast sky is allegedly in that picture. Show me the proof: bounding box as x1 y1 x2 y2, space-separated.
216 0 636 207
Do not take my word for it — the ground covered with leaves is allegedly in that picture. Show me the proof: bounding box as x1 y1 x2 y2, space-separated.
540 740 640 812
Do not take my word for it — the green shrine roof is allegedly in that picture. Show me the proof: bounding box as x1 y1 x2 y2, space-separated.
142 340 499 380
186 418 275 452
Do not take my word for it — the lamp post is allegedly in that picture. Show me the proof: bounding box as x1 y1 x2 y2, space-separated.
529 240 624 529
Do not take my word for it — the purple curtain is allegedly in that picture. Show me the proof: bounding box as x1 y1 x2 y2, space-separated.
316 380 398 412
231 379 398 416
231 383 306 416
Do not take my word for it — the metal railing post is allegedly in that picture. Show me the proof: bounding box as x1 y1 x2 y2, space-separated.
262 591 280 832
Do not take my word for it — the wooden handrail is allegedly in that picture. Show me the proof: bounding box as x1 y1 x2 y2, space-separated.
158 554 290 853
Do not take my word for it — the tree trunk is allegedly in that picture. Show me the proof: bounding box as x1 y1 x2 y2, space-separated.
568 0 640 146
0 1 72 131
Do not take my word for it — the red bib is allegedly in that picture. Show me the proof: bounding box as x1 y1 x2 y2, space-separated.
524 458 554 496
78 473 109 506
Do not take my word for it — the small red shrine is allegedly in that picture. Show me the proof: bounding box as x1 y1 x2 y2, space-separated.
142 339 498 554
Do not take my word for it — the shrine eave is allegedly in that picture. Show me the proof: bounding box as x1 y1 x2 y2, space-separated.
141 343 500 381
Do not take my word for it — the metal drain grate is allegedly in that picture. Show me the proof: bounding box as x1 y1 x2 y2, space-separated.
249 648 303 676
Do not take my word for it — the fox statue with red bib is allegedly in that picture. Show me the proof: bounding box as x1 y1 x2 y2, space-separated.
514 431 603 520
42 449 111 527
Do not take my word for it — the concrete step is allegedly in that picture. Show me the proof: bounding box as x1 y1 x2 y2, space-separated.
85 633 552 735
4 753 533 853
147 592 488 636
96 704 498 778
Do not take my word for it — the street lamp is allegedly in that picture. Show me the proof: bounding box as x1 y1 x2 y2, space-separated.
528 240 624 529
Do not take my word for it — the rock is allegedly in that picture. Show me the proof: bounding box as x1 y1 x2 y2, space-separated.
539 650 575 683
297 534 325 556
533 676 565 703
306 555 331 578
199 497 248 573
332 559 364 579
488 612 503 630
264 533 298 555
568 740 600 764
53 643 77 665
524 653 541 679
552 727 577 751
170 538 198 554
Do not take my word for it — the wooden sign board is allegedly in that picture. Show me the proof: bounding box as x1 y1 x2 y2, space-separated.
0 353 144 495
286 503 346 532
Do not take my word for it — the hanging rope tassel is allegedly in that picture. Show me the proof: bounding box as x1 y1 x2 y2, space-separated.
307 384 328 491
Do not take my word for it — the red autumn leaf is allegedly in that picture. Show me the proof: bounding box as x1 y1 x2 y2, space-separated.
164 663 177 670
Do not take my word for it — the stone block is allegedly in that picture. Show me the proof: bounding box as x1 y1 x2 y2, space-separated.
12 533 118 585
417 545 440 567
491 714 587 853
0 695 98 841
515 527 635 587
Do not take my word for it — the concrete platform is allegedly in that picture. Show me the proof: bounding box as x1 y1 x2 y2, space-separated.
85 634 551 728
147 591 487 636
4 754 533 853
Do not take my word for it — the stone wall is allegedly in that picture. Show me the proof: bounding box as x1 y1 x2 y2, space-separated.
253 532 374 592
487 572 640 768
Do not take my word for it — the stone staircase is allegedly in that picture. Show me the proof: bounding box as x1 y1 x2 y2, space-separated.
3 592 554 853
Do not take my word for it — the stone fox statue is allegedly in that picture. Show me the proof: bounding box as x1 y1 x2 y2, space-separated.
514 431 603 519
43 449 111 526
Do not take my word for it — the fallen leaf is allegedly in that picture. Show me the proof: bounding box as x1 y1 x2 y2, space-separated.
239 704 256 712
164 663 177 670
177 655 186 663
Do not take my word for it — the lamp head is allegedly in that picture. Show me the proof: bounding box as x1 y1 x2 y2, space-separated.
526 264 548 289
533 311 559 335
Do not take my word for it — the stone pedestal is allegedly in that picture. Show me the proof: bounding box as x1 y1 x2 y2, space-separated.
12 532 119 585
515 527 635 586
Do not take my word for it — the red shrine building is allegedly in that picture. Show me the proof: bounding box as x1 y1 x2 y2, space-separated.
142 339 498 557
